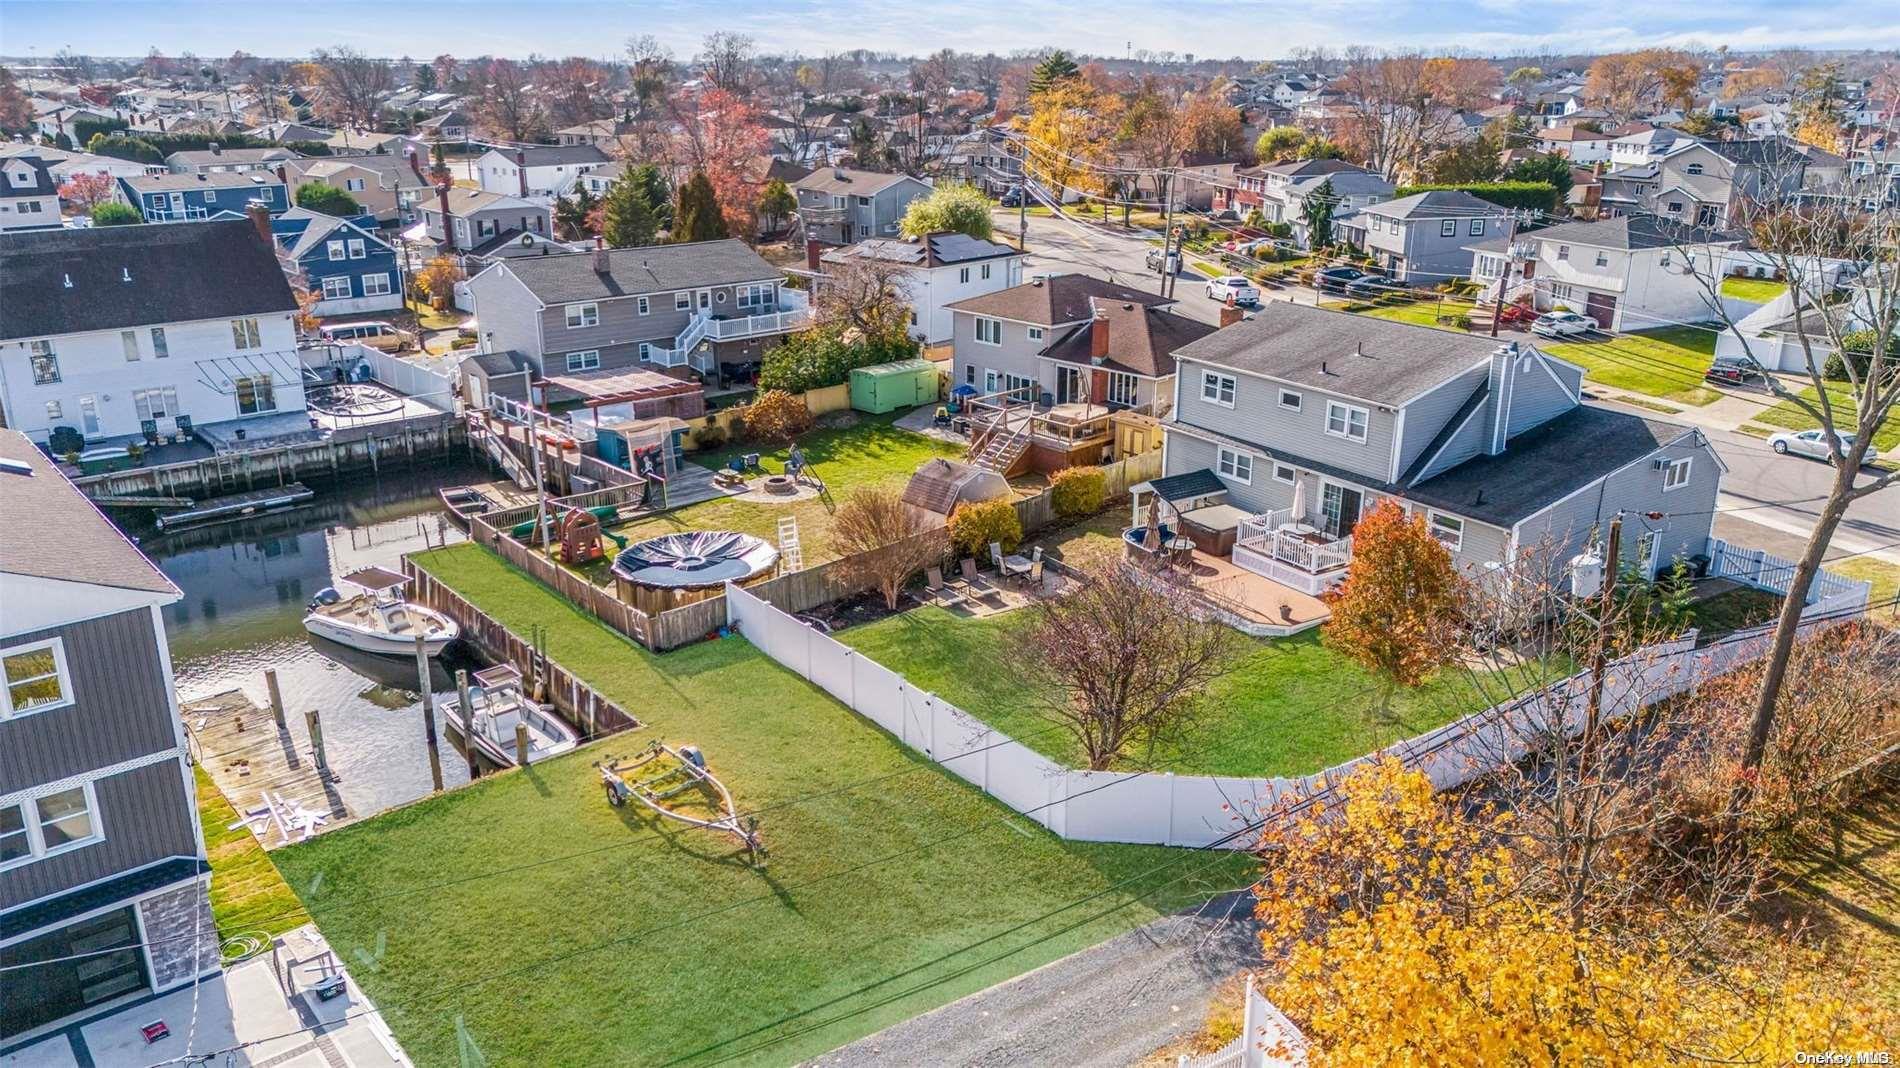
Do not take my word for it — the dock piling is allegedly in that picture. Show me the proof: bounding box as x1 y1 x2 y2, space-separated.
305 708 328 772
416 634 444 793
457 669 480 780
516 721 531 767
264 669 286 729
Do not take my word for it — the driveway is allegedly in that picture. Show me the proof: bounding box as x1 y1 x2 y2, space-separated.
806 892 1260 1068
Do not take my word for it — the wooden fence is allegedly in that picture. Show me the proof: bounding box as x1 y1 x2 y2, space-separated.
402 559 640 740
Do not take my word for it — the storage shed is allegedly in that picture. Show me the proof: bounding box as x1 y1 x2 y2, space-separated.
900 458 1012 527
849 358 940 414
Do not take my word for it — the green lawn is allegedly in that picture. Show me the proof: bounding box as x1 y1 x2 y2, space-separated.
1538 325 1723 406
1721 276 1789 303
274 545 1248 1068
196 766 310 941
1750 383 1900 452
1348 297 1481 330
1686 586 1784 638
1827 557 1900 623
1763 788 1900 1006
835 606 1557 778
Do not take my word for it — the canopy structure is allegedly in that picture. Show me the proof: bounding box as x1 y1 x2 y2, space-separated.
610 531 779 590
338 566 411 592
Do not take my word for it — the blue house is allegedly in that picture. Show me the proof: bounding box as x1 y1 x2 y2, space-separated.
271 207 402 316
115 171 288 222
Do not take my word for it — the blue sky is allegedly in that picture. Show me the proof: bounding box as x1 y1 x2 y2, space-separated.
2 0 1895 60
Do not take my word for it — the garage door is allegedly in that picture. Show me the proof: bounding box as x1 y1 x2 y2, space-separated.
1584 292 1618 330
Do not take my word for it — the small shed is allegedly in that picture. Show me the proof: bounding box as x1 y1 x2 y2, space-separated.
850 358 940 414
901 458 1011 527
594 415 688 475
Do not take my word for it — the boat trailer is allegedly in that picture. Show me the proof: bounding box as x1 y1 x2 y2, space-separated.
597 741 766 866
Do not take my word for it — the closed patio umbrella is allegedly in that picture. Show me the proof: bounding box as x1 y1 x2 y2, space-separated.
1143 494 1163 552
1289 476 1308 527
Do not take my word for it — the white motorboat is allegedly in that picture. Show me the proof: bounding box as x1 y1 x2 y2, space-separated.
302 566 460 657
438 665 580 767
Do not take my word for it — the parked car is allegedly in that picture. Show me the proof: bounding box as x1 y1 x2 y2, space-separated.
1767 428 1881 467
1205 275 1261 305
1531 311 1596 338
1314 266 1368 293
321 320 413 351
998 186 1025 208
1343 276 1407 298
1703 354 1765 386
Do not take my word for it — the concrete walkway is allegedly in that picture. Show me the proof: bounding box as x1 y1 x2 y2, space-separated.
806 892 1260 1068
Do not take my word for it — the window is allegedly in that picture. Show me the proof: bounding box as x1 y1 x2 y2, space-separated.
1273 463 1296 485
348 239 366 259
974 316 1002 345
1201 371 1236 407
566 303 599 328
346 177 366 192
737 284 773 312
328 240 346 261
0 804 26 865
675 292 691 311
3 639 70 717
121 330 139 361
858 224 869 238
1662 456 1692 491
360 273 391 297
1278 388 1302 411
638 343 654 361
1666 200 1684 214
231 318 262 349
1027 326 1045 342
1549 282 1576 301
29 340 58 384
150 326 168 359
1556 244 1570 261
980 263 992 280
1469 218 1486 236
1427 511 1464 551
1637 530 1661 570
44 400 61 421
565 350 601 372
1685 162 1703 175
133 386 178 422
321 275 353 299
1440 219 1457 237
1696 205 1720 227
1593 250 1609 267
637 296 650 316
856 195 870 206
959 267 971 283
1106 371 1138 407
964 364 976 385
1217 447 1253 483
1325 400 1369 442
203 189 217 202
0 783 100 870
234 375 277 415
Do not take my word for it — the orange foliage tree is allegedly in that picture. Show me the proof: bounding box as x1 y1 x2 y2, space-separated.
1321 500 1464 710
675 87 768 238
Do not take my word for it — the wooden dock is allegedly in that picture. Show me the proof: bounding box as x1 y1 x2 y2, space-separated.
155 482 315 530
184 690 358 850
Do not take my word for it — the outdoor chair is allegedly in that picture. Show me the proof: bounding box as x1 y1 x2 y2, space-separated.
1023 558 1044 592
994 542 1033 582
924 566 967 608
960 558 1006 604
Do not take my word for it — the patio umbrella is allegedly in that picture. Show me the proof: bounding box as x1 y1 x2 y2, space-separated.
1143 494 1163 552
1289 476 1308 526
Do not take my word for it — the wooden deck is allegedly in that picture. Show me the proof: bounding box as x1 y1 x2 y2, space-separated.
184 690 358 850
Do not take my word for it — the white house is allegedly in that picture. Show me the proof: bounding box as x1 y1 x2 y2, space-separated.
0 219 306 448
1468 213 1739 332
0 156 61 233
1537 125 1614 165
820 233 1027 344
476 145 612 202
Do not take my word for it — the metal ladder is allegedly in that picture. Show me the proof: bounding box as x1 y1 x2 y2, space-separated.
777 516 803 574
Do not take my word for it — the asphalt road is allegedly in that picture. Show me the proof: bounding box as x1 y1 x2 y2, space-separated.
805 893 1261 1068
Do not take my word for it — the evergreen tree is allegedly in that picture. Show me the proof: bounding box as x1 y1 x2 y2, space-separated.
627 163 672 230
672 170 729 243
757 178 796 235
1029 51 1080 96
601 172 657 248
555 186 597 240
1303 178 1337 249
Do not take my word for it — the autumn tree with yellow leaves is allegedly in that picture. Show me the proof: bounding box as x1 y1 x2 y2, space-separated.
1020 78 1119 202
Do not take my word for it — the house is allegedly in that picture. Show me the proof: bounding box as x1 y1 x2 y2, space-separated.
284 154 433 227
466 238 808 392
0 156 60 233
0 218 305 449
272 208 402 317
1347 190 1510 284
1608 126 1697 168
418 187 553 262
556 118 628 148
1279 169 1395 247
792 166 932 246
476 145 611 202
820 232 1026 344
0 430 218 1043
115 171 288 222
246 120 334 144
163 144 299 175
1469 213 1738 331
1536 125 1614 165
1607 139 1836 229
1155 303 1723 599
1217 159 1379 228
417 110 473 143
946 273 1205 411
322 129 410 156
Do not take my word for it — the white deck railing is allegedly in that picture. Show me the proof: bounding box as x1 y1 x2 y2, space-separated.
706 306 813 340
1234 509 1351 595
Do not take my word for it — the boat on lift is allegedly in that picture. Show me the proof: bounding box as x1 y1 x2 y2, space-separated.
437 665 580 767
302 566 460 657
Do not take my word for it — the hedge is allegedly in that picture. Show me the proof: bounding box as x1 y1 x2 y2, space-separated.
1394 181 1558 214
946 498 1022 557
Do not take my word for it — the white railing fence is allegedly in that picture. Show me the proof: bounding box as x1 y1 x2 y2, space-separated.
1179 975 1308 1068
349 345 458 412
1706 537 1873 610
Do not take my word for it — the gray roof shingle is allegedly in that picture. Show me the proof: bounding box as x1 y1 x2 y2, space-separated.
1523 213 1736 251
944 273 1172 326
493 239 782 304
1360 189 1508 221
0 156 57 199
0 429 179 595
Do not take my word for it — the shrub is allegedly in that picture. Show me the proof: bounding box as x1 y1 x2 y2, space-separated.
758 325 914 394
1823 329 1887 382
692 423 727 450
946 497 1022 558
1050 466 1108 518
449 336 476 350
90 202 141 226
741 389 812 445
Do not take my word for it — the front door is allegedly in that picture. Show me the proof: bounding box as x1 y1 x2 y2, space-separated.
696 289 712 312
78 396 100 436
1321 483 1363 539
984 369 1000 394
1585 292 1618 330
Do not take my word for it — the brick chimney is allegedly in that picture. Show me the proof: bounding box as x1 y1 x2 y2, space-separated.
1089 310 1110 361
436 182 456 252
805 237 823 272
246 200 272 245
592 236 609 274
1219 304 1245 328
408 151 425 181
515 148 528 198
275 163 288 187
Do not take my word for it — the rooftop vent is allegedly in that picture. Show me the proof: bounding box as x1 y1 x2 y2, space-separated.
122 267 132 283
62 273 72 289
0 457 34 477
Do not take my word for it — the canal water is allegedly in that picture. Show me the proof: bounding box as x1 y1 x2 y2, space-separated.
121 458 496 818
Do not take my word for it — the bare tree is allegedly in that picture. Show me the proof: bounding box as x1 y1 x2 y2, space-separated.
829 488 948 610
1333 49 1464 181
968 53 1007 108
477 57 546 143
812 255 914 342
1027 559 1238 770
544 57 609 129
698 32 759 98
307 46 392 130
625 34 673 111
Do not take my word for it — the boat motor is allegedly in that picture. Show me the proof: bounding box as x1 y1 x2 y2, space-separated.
308 587 343 611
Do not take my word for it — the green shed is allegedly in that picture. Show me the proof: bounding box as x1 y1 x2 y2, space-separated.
849 358 941 414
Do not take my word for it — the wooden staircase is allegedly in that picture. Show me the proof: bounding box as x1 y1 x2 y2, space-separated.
970 418 1030 477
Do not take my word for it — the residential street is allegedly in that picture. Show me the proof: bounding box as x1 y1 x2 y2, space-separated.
807 893 1261 1068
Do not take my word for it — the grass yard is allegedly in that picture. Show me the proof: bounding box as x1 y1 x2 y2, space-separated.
836 605 1559 778
274 544 1249 1068
1538 325 1724 406
196 766 310 940
1324 296 1481 330
1761 788 1900 1006
1750 382 1900 453
1720 275 1789 303
1828 557 1900 623
1686 585 1784 638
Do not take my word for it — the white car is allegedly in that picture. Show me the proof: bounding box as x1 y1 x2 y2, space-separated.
1531 311 1596 338
1206 275 1260 305
1767 428 1881 467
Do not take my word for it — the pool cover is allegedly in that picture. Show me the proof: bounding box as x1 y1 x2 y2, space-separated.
610 531 781 589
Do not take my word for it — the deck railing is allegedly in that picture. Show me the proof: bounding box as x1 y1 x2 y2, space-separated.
1236 509 1352 574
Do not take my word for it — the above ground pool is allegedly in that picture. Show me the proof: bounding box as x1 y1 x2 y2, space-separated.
610 531 781 590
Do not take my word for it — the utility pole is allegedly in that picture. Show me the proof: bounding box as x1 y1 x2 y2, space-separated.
1490 211 1521 339
1158 180 1175 298
1581 511 1623 769
526 377 549 553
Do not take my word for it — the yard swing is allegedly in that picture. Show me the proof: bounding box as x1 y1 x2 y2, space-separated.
596 741 767 866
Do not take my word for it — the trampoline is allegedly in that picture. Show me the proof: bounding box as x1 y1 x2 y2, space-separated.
305 383 406 418
611 531 780 591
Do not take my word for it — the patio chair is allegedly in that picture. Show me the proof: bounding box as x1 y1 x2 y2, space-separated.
1023 558 1045 592
960 557 1006 604
924 566 967 608
994 541 1032 581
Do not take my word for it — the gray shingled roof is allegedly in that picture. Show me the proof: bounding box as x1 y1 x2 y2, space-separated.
794 166 922 196
119 171 285 193
0 220 297 341
1170 302 1504 407
1525 213 1736 251
166 146 298 169
1042 300 1215 378
0 156 56 199
1360 189 1508 221
822 232 1019 268
0 429 179 595
492 144 612 167
494 239 782 303
945 274 1172 326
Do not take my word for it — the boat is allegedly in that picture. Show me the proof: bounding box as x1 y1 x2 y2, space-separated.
302 566 460 657
437 485 494 530
438 665 580 767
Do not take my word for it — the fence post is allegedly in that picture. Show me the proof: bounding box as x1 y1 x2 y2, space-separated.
1165 772 1176 847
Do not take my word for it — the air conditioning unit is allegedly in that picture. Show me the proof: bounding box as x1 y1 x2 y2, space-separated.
1652 457 1670 469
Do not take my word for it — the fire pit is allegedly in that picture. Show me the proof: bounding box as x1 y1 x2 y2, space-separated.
762 474 797 496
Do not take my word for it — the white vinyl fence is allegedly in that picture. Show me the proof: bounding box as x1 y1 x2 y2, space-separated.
1707 537 1873 611
1179 975 1307 1068
724 547 1870 850
355 347 459 412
